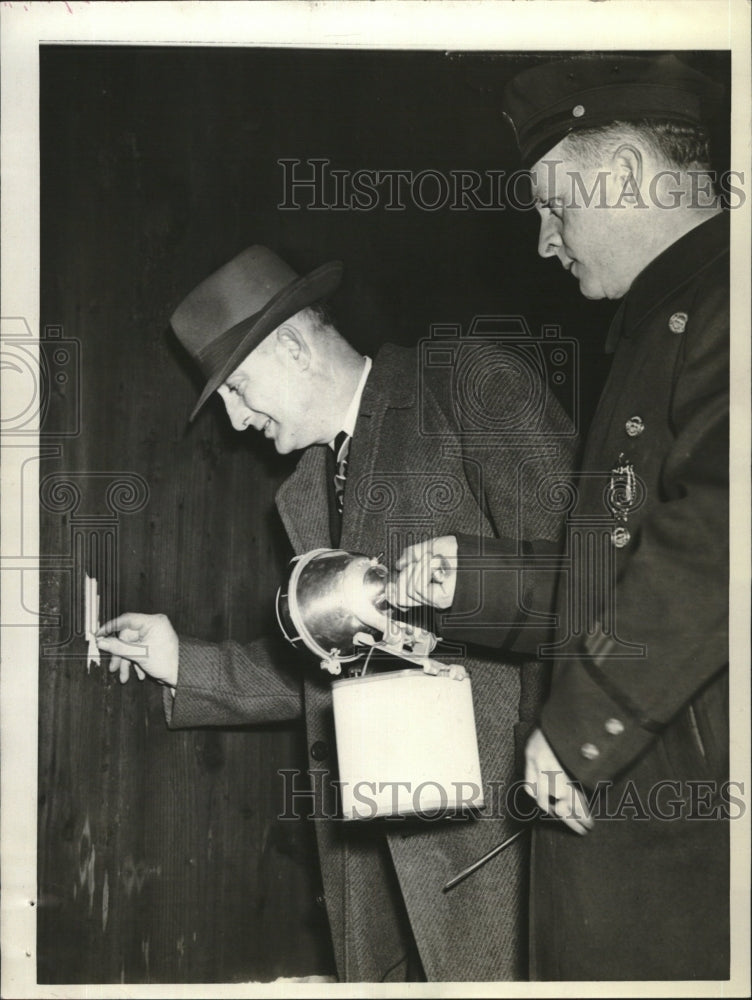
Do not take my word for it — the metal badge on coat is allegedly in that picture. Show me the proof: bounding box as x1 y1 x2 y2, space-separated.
606 452 637 547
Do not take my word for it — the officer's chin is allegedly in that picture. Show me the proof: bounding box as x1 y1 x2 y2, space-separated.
577 268 628 301
577 275 606 301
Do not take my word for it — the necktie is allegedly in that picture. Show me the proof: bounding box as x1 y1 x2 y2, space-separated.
333 431 351 514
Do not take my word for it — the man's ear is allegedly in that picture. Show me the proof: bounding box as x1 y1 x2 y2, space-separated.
611 144 646 206
274 322 311 371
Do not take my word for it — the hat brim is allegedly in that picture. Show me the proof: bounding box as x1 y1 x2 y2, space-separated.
188 259 343 421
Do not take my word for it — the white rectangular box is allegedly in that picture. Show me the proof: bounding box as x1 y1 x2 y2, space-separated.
332 669 484 820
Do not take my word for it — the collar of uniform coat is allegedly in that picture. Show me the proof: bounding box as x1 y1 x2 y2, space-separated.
606 210 729 352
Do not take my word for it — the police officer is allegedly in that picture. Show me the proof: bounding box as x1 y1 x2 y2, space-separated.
393 54 730 980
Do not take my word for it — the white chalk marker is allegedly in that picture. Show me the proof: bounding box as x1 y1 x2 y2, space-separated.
84 573 101 671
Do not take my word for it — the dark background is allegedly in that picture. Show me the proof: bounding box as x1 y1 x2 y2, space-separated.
37 46 730 983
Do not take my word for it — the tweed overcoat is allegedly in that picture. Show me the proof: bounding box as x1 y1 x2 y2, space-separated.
447 213 730 980
165 340 576 981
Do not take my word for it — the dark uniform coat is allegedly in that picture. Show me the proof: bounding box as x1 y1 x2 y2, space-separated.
163 341 576 981
447 212 730 980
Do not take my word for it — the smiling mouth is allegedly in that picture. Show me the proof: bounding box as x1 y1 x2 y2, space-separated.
263 418 273 437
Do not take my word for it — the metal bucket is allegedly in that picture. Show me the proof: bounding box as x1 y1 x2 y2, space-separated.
276 548 391 670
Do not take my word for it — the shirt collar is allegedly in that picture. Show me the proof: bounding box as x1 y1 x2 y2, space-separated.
330 355 372 447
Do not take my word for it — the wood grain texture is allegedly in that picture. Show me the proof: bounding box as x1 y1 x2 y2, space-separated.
37 47 334 984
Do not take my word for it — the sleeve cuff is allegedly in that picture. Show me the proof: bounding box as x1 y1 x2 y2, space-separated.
438 532 522 647
541 660 657 787
439 533 556 656
449 532 489 617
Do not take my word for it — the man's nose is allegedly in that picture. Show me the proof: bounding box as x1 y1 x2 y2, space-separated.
537 213 561 258
221 392 252 431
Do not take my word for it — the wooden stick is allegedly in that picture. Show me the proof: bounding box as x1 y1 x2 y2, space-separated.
442 827 529 892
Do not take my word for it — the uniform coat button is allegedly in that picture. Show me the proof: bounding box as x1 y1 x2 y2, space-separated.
625 415 645 437
668 311 688 334
611 526 631 548
605 717 625 735
310 740 329 761
581 742 600 760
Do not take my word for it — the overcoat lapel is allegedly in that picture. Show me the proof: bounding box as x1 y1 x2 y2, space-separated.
275 446 332 554
276 345 415 556
340 345 415 553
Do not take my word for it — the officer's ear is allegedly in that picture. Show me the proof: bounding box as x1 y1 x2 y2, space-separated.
275 322 311 372
611 144 646 207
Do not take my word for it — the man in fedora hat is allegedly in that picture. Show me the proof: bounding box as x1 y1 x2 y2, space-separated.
97 244 576 981
392 53 730 980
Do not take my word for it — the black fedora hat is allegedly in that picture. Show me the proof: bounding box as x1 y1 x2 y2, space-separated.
170 246 343 421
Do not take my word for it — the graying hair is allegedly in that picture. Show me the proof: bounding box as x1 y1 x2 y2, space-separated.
562 119 713 172
300 301 337 332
